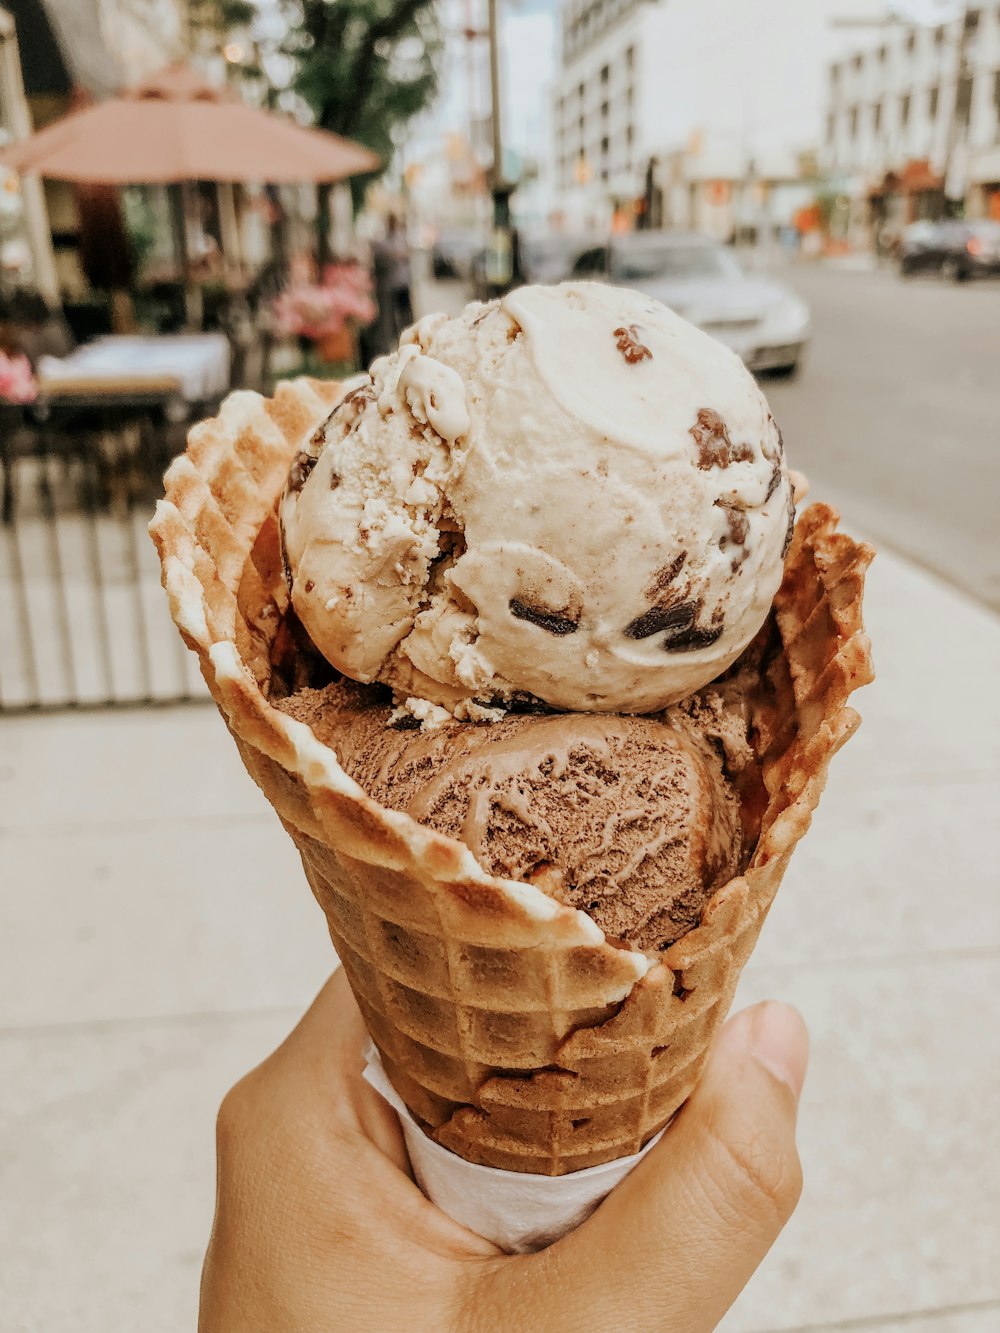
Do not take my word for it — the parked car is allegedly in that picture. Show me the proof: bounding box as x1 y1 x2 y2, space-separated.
519 232 598 285
430 228 483 281
899 219 1000 281
566 232 811 375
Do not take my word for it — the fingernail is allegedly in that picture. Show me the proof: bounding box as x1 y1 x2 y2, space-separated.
749 1002 809 1100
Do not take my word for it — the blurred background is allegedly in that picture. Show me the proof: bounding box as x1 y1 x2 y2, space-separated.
0 1 997 1330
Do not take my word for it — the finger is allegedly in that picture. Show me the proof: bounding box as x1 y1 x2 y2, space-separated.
493 1002 807 1333
217 969 500 1261
253 968 411 1171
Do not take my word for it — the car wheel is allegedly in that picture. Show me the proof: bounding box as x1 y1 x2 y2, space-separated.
764 362 799 380
941 257 968 283
899 259 915 277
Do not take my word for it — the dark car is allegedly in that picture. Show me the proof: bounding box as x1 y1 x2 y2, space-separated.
431 228 483 281
899 220 1000 281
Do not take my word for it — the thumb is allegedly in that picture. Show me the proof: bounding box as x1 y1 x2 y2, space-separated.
540 1002 808 1333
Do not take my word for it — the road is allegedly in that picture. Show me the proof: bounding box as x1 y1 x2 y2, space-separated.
761 263 1000 614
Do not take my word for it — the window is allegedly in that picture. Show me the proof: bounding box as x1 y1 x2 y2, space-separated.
625 44 635 70
601 100 609 119
626 123 634 145
600 64 610 84
957 74 974 127
849 105 859 137
878 45 887 63
900 93 911 127
826 111 835 142
600 135 610 156
578 82 585 103
852 53 863 72
873 100 883 132
994 69 1000 127
935 25 946 47
905 31 916 54
830 63 840 87
965 9 981 32
929 85 939 118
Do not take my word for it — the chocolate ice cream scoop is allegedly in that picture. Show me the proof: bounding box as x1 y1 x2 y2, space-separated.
278 681 751 951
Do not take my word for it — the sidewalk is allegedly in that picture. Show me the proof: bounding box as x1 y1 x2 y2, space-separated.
1 529 998 1332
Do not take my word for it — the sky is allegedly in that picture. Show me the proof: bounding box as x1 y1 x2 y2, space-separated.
410 0 963 170
409 0 556 169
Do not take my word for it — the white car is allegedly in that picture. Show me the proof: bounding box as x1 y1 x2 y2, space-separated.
568 232 811 376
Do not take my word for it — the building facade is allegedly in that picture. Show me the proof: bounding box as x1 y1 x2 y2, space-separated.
0 6 58 295
552 0 886 235
825 5 1000 241
1 1 207 299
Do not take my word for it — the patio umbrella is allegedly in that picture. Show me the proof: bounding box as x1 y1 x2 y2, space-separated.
0 64 380 184
0 64 379 326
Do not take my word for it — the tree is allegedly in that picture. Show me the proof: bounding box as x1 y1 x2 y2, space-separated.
203 0 442 194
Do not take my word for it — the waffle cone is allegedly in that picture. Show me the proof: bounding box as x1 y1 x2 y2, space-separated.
151 379 873 1176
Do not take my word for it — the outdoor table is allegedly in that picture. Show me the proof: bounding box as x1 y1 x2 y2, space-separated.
3 335 231 522
36 333 231 410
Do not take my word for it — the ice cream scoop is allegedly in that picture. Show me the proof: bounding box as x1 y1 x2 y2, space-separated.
277 679 752 951
279 282 794 717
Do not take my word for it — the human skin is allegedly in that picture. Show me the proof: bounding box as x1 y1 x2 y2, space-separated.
200 969 808 1333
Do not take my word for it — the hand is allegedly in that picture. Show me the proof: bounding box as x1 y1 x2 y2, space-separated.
201 969 807 1333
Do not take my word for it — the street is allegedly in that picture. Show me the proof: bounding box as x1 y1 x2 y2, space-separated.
419 261 1000 615
762 263 1000 614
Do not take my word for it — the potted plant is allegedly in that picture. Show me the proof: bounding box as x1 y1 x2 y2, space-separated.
272 260 376 377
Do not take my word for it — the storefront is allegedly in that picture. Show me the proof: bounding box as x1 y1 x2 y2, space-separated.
0 6 58 298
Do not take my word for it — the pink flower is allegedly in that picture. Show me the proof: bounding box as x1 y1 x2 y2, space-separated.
0 352 37 404
272 264 376 342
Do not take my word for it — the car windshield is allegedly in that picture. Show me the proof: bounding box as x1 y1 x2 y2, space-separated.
611 244 743 282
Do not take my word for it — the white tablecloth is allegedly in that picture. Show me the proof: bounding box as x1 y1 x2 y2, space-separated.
38 334 231 402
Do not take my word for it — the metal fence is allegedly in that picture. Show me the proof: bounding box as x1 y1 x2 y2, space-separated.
0 400 206 711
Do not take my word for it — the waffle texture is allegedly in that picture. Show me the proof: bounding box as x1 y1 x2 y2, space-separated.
151 379 873 1175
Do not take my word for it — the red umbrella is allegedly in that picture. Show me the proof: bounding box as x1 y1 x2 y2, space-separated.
0 64 379 184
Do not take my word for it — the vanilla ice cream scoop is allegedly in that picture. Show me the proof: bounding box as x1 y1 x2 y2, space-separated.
279 282 794 716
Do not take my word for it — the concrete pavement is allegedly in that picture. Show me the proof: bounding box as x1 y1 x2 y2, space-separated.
2 526 999 1332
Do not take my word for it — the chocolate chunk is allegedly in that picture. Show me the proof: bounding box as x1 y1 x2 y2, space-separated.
510 599 580 635
782 497 796 556
644 551 687 601
613 324 653 365
624 601 696 641
278 516 293 590
471 303 499 328
336 383 375 413
717 501 749 546
663 622 724 652
690 409 755 470
391 713 422 731
287 450 317 494
765 456 783 501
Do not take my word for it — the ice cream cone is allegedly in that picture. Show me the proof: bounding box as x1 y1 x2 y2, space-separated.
150 379 873 1176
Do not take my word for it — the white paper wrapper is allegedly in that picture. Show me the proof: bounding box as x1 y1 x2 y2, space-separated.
363 1044 664 1253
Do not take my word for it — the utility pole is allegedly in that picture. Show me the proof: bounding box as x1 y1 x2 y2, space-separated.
940 3 973 215
485 0 514 293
